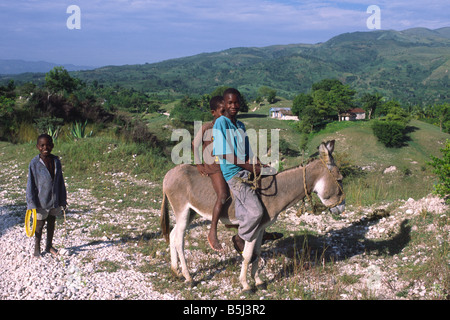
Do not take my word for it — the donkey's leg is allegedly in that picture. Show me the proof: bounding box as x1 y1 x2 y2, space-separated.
239 238 257 292
251 230 265 288
172 206 193 284
169 222 180 277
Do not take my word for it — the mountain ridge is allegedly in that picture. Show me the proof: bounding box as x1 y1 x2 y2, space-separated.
0 59 97 75
74 27 450 105
2 27 449 105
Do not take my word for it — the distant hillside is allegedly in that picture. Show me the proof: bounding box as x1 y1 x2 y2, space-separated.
0 59 96 75
3 27 450 105
74 27 450 105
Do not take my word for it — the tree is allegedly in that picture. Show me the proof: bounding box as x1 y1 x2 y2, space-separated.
170 95 213 122
361 92 383 119
0 95 15 117
297 104 320 133
383 100 410 124
372 99 410 148
312 89 335 119
299 79 355 120
257 86 277 104
327 82 356 114
428 140 450 203
311 79 342 92
45 66 81 95
210 86 229 98
292 93 313 117
432 103 450 132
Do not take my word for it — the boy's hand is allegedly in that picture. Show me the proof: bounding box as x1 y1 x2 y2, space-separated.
249 164 277 176
261 165 277 176
196 164 209 176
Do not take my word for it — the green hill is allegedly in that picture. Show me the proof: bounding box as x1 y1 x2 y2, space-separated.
72 27 450 105
2 28 449 106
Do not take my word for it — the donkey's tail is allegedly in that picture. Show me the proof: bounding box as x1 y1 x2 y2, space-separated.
160 191 170 243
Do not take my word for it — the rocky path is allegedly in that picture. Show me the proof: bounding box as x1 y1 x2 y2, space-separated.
0 196 176 300
0 158 175 300
1 156 448 300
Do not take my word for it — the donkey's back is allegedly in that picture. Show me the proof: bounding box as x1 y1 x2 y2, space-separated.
160 164 235 241
163 164 228 214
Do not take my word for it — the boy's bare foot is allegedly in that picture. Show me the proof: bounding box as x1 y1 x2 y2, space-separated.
34 244 41 258
45 247 58 256
208 231 223 252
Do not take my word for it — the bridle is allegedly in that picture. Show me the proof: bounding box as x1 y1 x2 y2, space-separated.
302 157 346 211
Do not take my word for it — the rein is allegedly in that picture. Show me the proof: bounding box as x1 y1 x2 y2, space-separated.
236 156 263 190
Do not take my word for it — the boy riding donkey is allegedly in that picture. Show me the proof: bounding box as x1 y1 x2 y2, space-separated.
212 88 281 259
194 92 282 253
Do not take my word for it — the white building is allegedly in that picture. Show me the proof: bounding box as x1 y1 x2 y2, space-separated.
269 107 299 121
338 108 366 121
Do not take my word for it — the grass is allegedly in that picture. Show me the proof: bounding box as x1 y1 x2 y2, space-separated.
1 103 449 300
345 172 435 207
306 119 449 207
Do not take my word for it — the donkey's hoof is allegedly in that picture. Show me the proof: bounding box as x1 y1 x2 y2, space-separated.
186 280 195 288
241 288 254 295
170 268 183 279
256 282 267 291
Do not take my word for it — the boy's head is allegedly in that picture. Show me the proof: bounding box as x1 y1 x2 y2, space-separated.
223 88 241 117
209 96 225 119
36 134 54 157
223 88 241 99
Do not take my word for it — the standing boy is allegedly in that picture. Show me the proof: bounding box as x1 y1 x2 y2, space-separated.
26 134 67 257
212 88 264 254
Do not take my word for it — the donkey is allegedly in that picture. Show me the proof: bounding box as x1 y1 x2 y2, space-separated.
160 140 345 292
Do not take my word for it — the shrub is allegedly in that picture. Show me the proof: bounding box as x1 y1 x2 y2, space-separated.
428 139 450 203
170 96 212 122
113 112 160 149
371 120 406 148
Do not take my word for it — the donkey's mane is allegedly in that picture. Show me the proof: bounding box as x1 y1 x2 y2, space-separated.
274 156 317 176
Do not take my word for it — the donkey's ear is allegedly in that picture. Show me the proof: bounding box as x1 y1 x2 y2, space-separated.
325 140 335 154
319 142 331 164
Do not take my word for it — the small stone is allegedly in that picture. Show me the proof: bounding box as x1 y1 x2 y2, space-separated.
53 286 64 294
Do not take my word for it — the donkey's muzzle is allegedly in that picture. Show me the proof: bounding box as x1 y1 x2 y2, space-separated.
329 199 345 215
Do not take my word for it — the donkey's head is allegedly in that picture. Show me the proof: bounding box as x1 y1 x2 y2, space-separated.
311 140 345 214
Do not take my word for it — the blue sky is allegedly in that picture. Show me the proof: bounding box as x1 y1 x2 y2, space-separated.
0 0 448 67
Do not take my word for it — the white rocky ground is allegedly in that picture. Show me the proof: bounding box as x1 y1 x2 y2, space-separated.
0 195 175 300
1 160 448 300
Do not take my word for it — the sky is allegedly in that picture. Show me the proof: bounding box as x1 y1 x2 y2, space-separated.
0 0 449 67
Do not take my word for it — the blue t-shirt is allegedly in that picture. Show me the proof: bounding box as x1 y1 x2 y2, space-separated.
213 116 253 181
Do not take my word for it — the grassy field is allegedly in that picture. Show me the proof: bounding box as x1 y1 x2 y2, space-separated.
1 100 449 300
